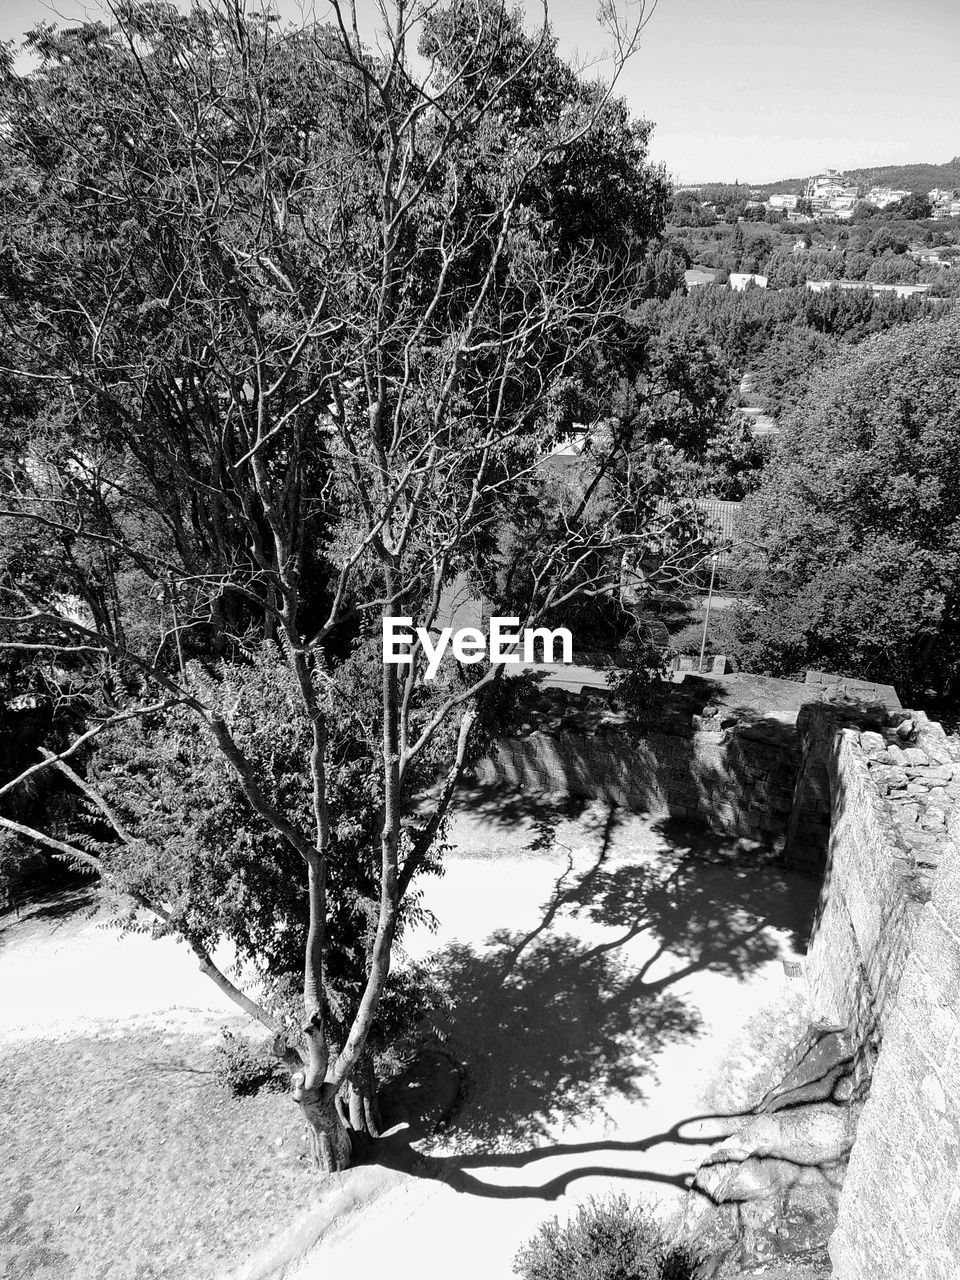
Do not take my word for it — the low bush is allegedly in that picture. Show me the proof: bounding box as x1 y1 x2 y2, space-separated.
513 1192 698 1280
213 1028 287 1097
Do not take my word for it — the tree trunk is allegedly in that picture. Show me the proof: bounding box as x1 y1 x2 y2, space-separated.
345 1053 382 1139
292 1076 352 1173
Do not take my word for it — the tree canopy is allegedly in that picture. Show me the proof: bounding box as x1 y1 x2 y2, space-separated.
0 0 682 1169
730 313 960 699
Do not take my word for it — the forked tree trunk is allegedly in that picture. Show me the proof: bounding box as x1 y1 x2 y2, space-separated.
292 1075 352 1173
345 1053 382 1139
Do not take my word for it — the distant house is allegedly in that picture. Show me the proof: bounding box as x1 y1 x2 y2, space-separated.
805 170 850 205
769 193 799 211
625 498 744 598
865 186 912 209
806 279 934 299
737 406 780 439
929 188 960 221
729 272 768 291
908 248 951 268
691 498 743 574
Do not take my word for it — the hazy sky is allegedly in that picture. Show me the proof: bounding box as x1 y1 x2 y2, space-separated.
1 0 957 182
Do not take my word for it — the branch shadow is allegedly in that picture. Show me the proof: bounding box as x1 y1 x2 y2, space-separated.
372 808 816 1199
363 1098 750 1201
421 928 702 1153
0 884 100 952
448 781 597 837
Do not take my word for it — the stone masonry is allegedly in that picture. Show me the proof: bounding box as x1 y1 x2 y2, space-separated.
476 677 800 848
479 674 960 1278
792 706 960 1278
829 828 960 1278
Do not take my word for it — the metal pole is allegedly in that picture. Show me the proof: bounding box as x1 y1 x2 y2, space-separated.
698 554 718 674
169 582 186 684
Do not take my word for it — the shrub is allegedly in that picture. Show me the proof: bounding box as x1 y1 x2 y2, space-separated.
513 1193 698 1280
213 1028 287 1097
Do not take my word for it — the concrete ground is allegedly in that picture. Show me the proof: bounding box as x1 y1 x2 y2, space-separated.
283 795 819 1280
0 800 820 1280
0 887 246 1042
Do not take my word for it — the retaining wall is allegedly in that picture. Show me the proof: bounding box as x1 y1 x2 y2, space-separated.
793 707 960 1278
476 682 799 847
479 679 960 1277
830 828 960 1278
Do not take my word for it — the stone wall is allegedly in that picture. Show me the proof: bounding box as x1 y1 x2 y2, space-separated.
476 681 800 848
829 798 960 1269
791 706 960 1277
829 805 960 1277
480 676 960 1275
800 710 960 1053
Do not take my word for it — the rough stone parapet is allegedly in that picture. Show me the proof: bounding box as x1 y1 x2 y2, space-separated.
796 707 958 1052
829 758 960 1279
858 713 960 902
804 669 903 710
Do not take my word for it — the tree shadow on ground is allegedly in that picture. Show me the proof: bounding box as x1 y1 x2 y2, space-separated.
0 884 99 951
374 809 812 1197
420 928 701 1153
365 1098 743 1201
447 781 596 837
612 816 821 975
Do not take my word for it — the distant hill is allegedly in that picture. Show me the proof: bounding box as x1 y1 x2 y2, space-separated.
762 157 960 196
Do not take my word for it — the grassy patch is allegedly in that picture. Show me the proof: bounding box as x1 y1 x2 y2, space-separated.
0 1024 324 1279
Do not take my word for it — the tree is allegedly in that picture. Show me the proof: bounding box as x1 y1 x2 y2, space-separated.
730 313 960 699
0 0 686 1171
752 326 839 420
852 200 880 223
637 319 732 458
892 192 932 221
845 250 872 280
639 244 688 300
866 252 920 284
866 226 909 257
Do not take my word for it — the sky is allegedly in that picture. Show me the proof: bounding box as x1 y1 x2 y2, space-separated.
1 0 957 183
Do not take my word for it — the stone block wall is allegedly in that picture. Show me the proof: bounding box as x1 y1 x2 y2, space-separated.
829 809 960 1278
789 706 960 1277
476 687 799 847
801 711 960 1055
479 678 960 1275
803 669 902 710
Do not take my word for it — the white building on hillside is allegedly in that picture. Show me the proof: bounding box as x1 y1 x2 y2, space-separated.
865 186 912 209
806 280 934 299
929 188 960 220
729 272 768 291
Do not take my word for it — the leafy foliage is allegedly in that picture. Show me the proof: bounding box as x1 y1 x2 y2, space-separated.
213 1028 287 1097
729 313 960 698
82 642 464 1044
514 1194 697 1280
0 0 680 1123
